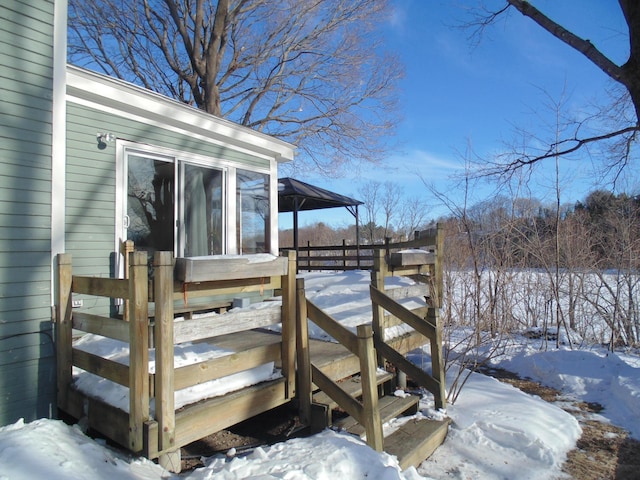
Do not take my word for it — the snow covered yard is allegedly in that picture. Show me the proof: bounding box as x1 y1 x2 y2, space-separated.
1 270 639 479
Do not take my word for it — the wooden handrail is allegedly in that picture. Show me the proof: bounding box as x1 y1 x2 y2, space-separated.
369 273 446 410
305 299 358 354
298 278 384 451
369 285 436 339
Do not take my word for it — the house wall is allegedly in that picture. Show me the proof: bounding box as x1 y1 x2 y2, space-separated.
64 69 290 313
65 101 269 276
0 0 57 424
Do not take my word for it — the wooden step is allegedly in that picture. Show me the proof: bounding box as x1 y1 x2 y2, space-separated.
333 394 419 436
385 417 451 470
312 370 394 410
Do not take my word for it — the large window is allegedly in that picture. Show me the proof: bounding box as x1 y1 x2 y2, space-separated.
119 145 273 262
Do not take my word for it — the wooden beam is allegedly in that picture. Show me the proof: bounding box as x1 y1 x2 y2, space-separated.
174 255 288 282
370 285 436 339
153 251 175 453
306 300 358 354
72 348 129 386
296 277 312 425
428 306 446 410
144 379 288 458
357 324 383 452
128 251 149 453
173 342 281 390
374 340 441 397
72 276 130 299
281 251 297 398
171 276 281 302
173 307 282 344
311 365 363 424
72 312 129 342
55 254 73 411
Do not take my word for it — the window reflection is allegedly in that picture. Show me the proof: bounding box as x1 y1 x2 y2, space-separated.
237 170 269 254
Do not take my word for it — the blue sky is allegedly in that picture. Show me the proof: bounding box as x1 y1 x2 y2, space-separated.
279 0 633 230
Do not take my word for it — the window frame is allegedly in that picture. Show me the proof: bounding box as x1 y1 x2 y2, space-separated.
115 140 275 277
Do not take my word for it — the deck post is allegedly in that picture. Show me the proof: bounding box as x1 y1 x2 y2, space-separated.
371 249 387 369
433 223 443 308
55 253 73 412
128 251 149 453
296 277 312 425
428 306 446 410
281 250 297 399
153 251 176 459
357 324 384 452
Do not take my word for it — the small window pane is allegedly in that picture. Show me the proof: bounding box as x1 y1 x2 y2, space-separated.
127 155 174 254
184 164 223 256
237 170 270 254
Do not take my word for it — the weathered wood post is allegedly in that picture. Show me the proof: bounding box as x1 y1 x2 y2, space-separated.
435 223 443 308
357 324 384 452
153 251 178 470
296 277 312 425
128 251 149 453
428 307 446 410
281 250 297 399
342 239 347 269
120 239 135 321
371 249 387 369
55 253 73 412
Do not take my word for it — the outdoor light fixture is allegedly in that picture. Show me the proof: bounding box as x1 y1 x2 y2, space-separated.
97 132 116 143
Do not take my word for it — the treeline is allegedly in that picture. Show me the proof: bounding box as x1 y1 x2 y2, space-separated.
447 190 640 271
441 190 640 349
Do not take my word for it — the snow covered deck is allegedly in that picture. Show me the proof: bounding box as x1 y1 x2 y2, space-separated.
55 251 297 471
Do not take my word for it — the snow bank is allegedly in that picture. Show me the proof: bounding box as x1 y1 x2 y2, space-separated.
191 429 424 480
0 419 166 480
495 345 640 439
419 370 581 480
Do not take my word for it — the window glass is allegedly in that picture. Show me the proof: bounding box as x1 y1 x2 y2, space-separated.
183 164 223 256
237 169 270 254
123 148 271 259
127 155 174 254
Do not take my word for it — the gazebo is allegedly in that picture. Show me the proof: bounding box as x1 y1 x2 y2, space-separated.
278 177 363 259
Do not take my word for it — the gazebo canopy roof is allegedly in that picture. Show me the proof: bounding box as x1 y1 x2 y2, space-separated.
278 177 363 213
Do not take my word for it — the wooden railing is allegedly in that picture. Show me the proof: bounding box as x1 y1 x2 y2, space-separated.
282 227 439 272
56 251 150 453
370 225 446 410
295 277 384 451
56 250 297 467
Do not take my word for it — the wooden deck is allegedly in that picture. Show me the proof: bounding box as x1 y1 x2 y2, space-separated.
54 225 448 472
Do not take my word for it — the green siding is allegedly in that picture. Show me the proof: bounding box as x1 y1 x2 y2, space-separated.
64 101 273 286
0 0 55 426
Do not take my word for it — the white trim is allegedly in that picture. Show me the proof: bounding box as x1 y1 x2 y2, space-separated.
66 66 296 163
51 0 68 304
269 162 279 255
227 166 238 254
114 140 125 279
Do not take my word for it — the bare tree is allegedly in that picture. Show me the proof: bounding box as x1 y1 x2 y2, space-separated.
379 182 402 240
397 196 431 240
468 0 640 179
68 0 402 174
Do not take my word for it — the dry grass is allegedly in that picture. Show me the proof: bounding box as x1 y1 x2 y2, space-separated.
479 366 640 480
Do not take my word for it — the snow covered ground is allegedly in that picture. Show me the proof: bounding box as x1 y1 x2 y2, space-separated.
1 270 639 479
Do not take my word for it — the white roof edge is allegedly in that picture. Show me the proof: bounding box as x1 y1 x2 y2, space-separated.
66 65 295 163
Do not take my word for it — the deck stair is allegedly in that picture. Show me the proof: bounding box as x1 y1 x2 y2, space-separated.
294 226 449 470
307 347 450 470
